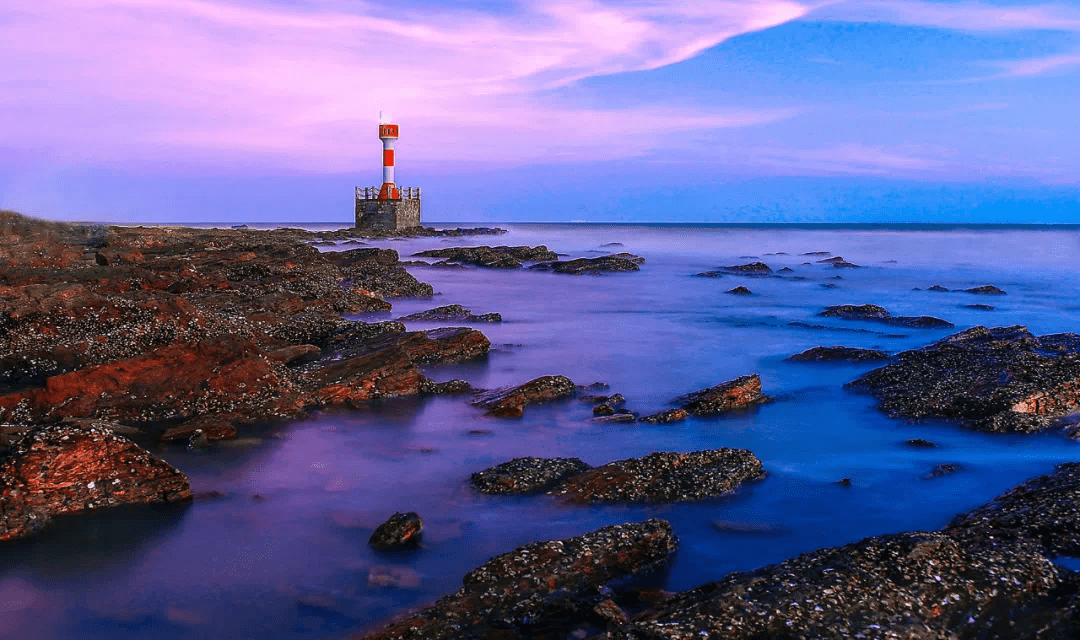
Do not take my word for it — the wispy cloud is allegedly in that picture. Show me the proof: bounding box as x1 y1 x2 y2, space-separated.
814 0 1080 32
0 0 809 172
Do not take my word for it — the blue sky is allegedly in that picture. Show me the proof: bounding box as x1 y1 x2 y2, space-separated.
2 0 1079 223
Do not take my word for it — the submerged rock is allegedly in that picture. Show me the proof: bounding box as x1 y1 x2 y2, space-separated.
928 285 950 292
819 304 953 328
721 262 772 275
412 245 558 269
675 374 771 416
638 408 689 424
786 346 891 362
398 304 501 323
964 285 1006 295
926 462 962 478
471 375 577 418
529 255 641 274
725 286 752 295
470 457 592 495
368 512 423 550
361 519 677 640
965 303 996 311
0 425 192 541
549 449 765 504
849 325 1080 433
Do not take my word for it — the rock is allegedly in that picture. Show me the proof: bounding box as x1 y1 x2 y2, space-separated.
471 375 576 418
816 256 846 264
694 271 724 278
605 252 645 263
638 409 688 424
360 519 677 640
412 245 558 269
818 304 953 328
926 463 962 478
778 267 793 273
609 531 1063 639
368 512 423 550
675 374 770 416
802 251 831 255
820 283 839 289
529 256 641 274
710 520 787 535
837 477 852 486
600 242 624 248
593 403 616 416
721 262 771 275
590 413 636 424
398 304 501 323
549 449 765 504
849 325 1080 433
0 425 192 541
470 457 592 495
786 346 891 362
964 285 1006 295
928 285 950 292
906 438 937 448
965 303 996 311
725 286 752 295
946 462 1080 557
831 261 862 268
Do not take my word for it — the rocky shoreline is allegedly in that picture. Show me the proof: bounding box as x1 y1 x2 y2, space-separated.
5 211 1080 639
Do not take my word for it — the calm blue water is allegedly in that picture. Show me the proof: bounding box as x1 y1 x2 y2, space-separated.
3 224 1080 639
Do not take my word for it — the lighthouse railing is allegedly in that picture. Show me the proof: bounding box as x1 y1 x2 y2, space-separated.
355 186 422 201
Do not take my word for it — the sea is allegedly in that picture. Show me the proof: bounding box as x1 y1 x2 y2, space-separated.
4 223 1080 639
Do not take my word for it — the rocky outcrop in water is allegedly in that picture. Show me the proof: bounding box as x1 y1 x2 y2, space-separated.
726 286 752 295
368 512 423 550
470 457 593 495
819 304 953 328
721 262 772 275
412 245 558 269
398 304 501 323
787 346 891 362
638 409 688 424
0 424 192 541
360 519 678 640
529 255 642 274
964 285 1006 295
549 449 765 504
0 212 489 446
675 374 771 415
849 325 1080 433
471 375 577 418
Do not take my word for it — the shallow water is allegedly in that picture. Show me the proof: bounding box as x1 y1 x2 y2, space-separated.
3 224 1080 639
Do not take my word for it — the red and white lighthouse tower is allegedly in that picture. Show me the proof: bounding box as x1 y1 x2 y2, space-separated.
378 112 400 200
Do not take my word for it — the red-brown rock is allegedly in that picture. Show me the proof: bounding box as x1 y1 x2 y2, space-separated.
676 374 770 415
471 375 577 418
0 425 192 541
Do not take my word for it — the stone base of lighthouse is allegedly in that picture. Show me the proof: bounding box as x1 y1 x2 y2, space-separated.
354 198 421 231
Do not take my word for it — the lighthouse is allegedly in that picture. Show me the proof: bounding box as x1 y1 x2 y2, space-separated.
355 113 422 230
378 113 399 200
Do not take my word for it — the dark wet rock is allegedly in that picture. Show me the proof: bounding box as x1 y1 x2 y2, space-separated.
816 256 846 264
694 271 724 278
831 261 862 268
638 408 688 424
906 438 937 448
926 463 962 478
710 520 787 535
802 251 831 255
471 457 593 495
675 374 770 416
786 346 891 362
472 375 577 418
849 325 1080 433
947 462 1080 557
721 262 771 275
965 303 996 311
928 285 950 292
778 267 793 273
593 403 616 416
591 413 636 424
964 285 1006 295
412 245 557 269
529 255 641 274
607 531 1064 640
0 425 192 541
600 242 624 248
398 304 501 323
725 286 752 295
549 449 764 504
360 519 677 640
819 303 953 328
606 252 645 263
837 477 852 486
820 283 839 289
828 275 844 280
368 512 423 550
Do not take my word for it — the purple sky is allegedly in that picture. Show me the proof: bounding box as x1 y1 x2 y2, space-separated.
2 0 1079 223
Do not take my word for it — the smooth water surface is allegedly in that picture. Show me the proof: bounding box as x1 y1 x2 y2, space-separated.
3 224 1080 639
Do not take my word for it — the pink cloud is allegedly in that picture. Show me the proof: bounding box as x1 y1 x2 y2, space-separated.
0 0 808 172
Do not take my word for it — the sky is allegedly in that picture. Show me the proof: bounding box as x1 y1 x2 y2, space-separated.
1 0 1079 224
